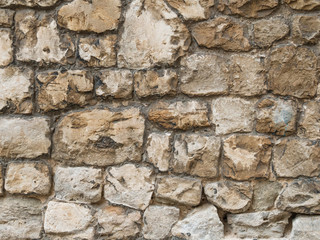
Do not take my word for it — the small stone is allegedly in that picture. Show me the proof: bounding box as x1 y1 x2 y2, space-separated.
223 135 272 180
291 215 320 240
79 35 117 67
285 0 320 10
58 0 121 33
0 9 14 27
0 29 12 67
0 164 3 196
0 0 59 7
252 181 283 211
5 162 51 195
148 101 210 130
104 164 155 210
192 17 251 51
205 181 253 213
292 15 320 44
298 101 320 140
143 205 180 240
180 53 229 96
44 201 92 234
54 167 103 203
171 204 224 240
173 134 220 178
155 176 202 206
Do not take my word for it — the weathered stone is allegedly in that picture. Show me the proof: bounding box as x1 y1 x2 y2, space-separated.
0 117 51 159
252 181 283 211
148 101 210 130
285 0 320 10
192 17 251 51
180 53 229 96
268 45 318 98
273 139 320 178
173 134 220 178
58 0 121 33
172 204 224 240
205 181 252 213
256 98 298 136
96 70 133 99
0 0 59 7
291 215 320 240
155 176 202 206
104 164 155 210
54 166 103 203
167 0 214 20
79 35 117 67
5 162 51 195
143 205 180 239
134 70 177 98
223 135 272 180
0 29 12 67
211 97 256 135
227 210 291 238
52 108 144 166
298 101 320 140
292 15 320 44
118 0 190 69
0 164 3 196
37 70 94 112
0 9 14 27
44 201 92 233
45 228 95 240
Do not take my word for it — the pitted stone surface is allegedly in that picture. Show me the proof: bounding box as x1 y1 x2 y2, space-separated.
0 9 14 27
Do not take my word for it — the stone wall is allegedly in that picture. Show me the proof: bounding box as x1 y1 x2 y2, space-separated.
0 0 319 239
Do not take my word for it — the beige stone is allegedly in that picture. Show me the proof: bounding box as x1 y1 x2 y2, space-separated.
58 0 121 33
252 181 283 211
0 9 14 27
291 215 320 240
285 0 320 10
0 29 12 67
292 15 320 44
52 108 144 166
0 0 59 7
0 164 3 196
298 101 320 140
45 228 95 240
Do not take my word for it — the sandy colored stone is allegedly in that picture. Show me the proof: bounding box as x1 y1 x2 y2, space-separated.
291 215 320 240
0 164 3 196
149 101 210 130
180 53 229 96
79 35 117 67
172 204 224 240
52 108 144 166
292 15 320 44
298 101 320 140
223 135 272 180
45 228 95 240
58 0 121 33
5 162 51 195
143 205 179 239
0 0 59 7
104 164 155 210
0 9 14 27
37 70 94 112
192 17 251 51
252 181 283 211
54 167 103 203
155 176 202 206
0 117 51 159
173 134 220 178
118 0 190 69
167 0 214 20
273 139 320 178
285 0 320 10
268 45 318 98
0 29 12 67
205 181 252 213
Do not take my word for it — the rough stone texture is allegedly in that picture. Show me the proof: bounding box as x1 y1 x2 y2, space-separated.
143 205 179 239
118 0 190 69
0 117 51 159
205 181 253 213
104 164 155 210
167 0 214 20
0 29 12 67
0 0 59 7
172 134 220 177
45 228 95 240
58 0 121 33
285 0 320 10
0 164 2 196
172 204 224 240
0 9 14 27
252 181 283 211
223 135 272 180
52 108 145 166
291 215 320 240
298 101 320 140
292 15 320 44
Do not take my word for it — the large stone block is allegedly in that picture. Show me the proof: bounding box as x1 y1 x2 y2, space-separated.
0 29 12 67
292 15 320 44
285 0 320 10
291 215 320 240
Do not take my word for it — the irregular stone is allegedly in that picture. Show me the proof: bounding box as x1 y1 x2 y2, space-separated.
44 201 92 233
143 205 180 240
173 134 220 178
0 9 14 27
0 117 51 159
79 35 117 67
298 101 320 140
0 29 12 67
134 70 177 98
252 181 283 211
227 210 291 238
0 164 3 196
37 70 94 112
172 204 224 240
211 97 256 135
104 164 155 210
256 98 298 136
273 139 320 178
58 0 121 33
148 101 210 130
223 135 272 180
205 181 253 213
268 45 318 98
180 53 229 96
5 162 51 195
285 0 320 10
45 228 95 240
0 0 59 7
155 176 202 206
192 17 251 51
54 167 103 203
291 215 320 240
96 70 133 99
292 15 320 44
52 108 144 166
118 0 190 69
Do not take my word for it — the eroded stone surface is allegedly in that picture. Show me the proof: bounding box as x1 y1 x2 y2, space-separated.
0 0 59 7
167 0 214 20
291 215 320 240
292 15 320 44
252 181 283 211
298 101 320 140
0 9 14 27
285 0 320 10
45 228 95 240
0 29 12 67
0 164 2 196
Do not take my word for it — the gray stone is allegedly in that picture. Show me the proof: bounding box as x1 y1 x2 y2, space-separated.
291 215 320 240
252 181 283 211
